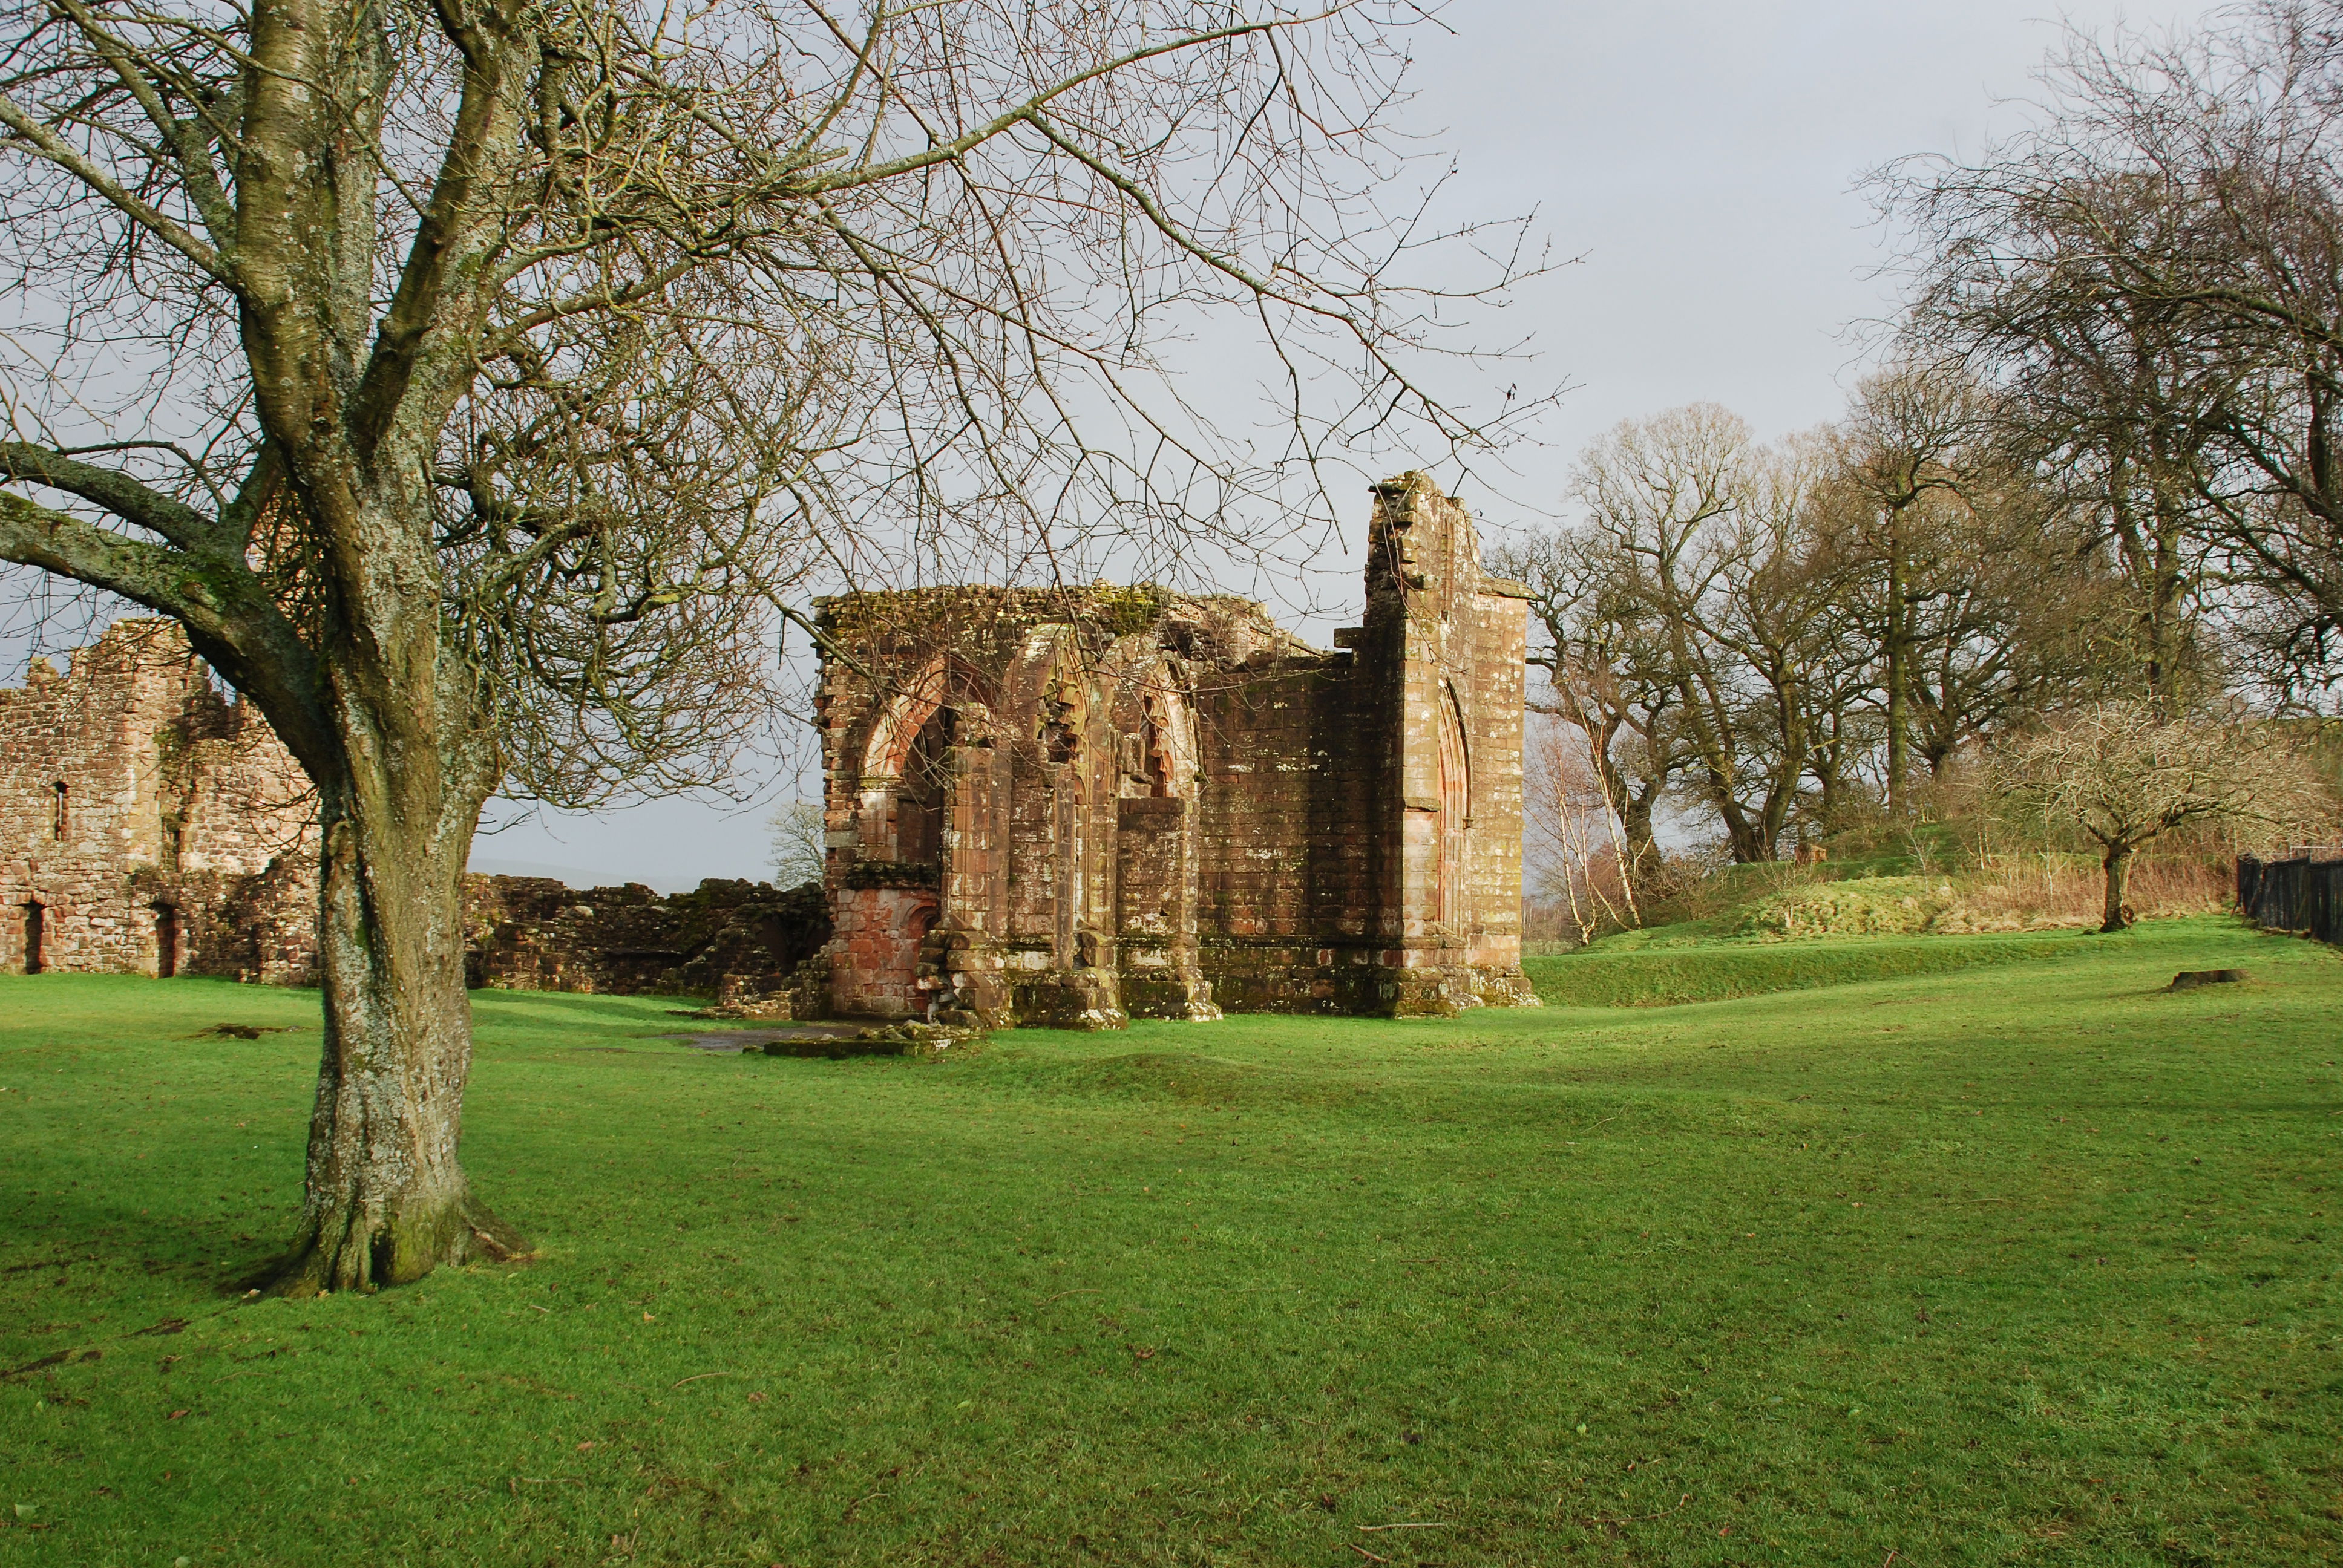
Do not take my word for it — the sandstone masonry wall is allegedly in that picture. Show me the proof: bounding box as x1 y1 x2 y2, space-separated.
2 619 825 994
463 875 830 997
808 471 1538 1028
1 619 320 981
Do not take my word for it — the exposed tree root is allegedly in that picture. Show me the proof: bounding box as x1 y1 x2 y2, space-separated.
261 1190 532 1296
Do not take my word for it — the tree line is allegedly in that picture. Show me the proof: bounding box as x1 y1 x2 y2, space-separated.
1497 0 2343 923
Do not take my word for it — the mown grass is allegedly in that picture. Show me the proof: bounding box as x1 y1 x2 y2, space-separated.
2 915 2339 1566
1525 928 2082 1007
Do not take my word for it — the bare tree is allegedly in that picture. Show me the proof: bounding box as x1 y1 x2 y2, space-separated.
1823 367 2114 789
1513 388 2132 870
1521 705 1635 941
1830 364 2014 806
1996 701 2333 931
0 0 1540 1290
1493 528 1680 881
1882 1 2343 702
1559 407 1852 864
768 799 827 889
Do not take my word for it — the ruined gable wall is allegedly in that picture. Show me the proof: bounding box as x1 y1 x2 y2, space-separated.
1181 474 1536 1016
1370 472 1470 951
1366 474 1534 1007
1 619 318 979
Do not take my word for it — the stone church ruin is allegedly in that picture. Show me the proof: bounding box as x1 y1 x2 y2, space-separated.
796 472 1539 1026
1 619 320 983
4 472 1539 1027
0 620 825 992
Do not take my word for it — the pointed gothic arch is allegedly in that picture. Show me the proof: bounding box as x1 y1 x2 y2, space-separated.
1436 679 1472 929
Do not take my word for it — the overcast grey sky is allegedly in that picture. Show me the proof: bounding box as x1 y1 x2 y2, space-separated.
471 0 2218 890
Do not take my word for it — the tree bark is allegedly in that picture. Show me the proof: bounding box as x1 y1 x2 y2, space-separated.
272 794 524 1292
1620 789 1659 872
2100 841 2137 934
266 591 523 1292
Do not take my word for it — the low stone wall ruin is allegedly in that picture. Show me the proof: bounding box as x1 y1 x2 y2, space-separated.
462 875 831 998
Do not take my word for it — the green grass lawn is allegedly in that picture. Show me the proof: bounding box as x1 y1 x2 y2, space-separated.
1529 927 2085 1007
2 916 2338 1566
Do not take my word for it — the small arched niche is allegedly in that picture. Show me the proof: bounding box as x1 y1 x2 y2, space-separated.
1106 655 1199 800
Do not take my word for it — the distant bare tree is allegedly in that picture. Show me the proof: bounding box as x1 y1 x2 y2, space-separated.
1521 707 1636 940
1830 364 1997 808
1493 529 1680 880
1513 384 2141 869
1822 365 2114 791
1996 702 2333 931
768 799 827 889
1560 407 1853 864
0 0 1542 1290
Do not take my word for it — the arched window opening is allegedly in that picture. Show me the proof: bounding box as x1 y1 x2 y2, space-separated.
896 706 955 866
22 901 45 975
153 904 180 979
51 782 68 841
1435 692 1470 929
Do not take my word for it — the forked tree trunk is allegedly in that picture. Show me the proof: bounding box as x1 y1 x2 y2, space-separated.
2100 842 2137 935
269 684 525 1293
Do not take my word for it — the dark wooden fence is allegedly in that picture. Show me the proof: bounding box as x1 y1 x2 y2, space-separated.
2236 853 2343 945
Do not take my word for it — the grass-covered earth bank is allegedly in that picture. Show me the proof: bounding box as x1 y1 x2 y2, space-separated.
2 916 2339 1565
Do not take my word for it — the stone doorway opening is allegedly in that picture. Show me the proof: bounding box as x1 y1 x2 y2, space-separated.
153 903 180 978
22 901 45 974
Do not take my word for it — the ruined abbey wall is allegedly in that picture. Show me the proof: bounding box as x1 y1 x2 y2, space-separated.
803 472 1538 1027
6 472 1530 1029
462 875 828 997
0 619 320 981
2 619 828 993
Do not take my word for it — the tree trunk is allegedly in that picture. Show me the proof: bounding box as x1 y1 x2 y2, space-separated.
1885 512 1910 815
1722 804 1771 865
1620 791 1659 871
268 674 523 1293
2100 842 2137 935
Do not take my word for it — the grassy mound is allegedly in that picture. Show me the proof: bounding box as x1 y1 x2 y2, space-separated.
4 918 2339 1564
1527 926 2079 1006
